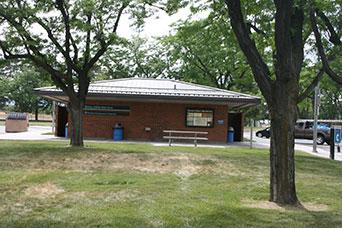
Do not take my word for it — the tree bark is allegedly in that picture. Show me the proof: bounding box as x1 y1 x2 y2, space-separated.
69 98 85 147
269 82 298 204
225 0 302 205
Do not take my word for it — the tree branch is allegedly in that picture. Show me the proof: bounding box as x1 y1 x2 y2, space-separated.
55 0 71 53
310 9 342 85
85 3 127 73
32 16 80 74
0 41 30 59
83 13 92 68
316 9 341 45
0 39 69 93
246 22 266 36
55 0 74 83
297 69 324 103
224 0 272 102
112 3 127 33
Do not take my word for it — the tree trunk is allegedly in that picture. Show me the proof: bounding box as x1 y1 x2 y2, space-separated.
269 82 299 205
69 99 85 147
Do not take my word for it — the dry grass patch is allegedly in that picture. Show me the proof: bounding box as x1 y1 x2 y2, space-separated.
63 190 140 206
3 151 244 177
24 182 64 199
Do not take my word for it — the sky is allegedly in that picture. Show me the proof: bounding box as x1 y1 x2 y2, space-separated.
117 7 207 39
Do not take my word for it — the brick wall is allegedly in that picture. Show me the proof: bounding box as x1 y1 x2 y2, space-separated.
67 100 229 143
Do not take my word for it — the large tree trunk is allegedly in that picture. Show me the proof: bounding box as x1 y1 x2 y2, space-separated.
269 82 299 205
225 0 304 205
69 99 85 147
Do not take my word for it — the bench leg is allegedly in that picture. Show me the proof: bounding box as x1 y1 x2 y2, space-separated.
194 133 197 147
168 132 172 146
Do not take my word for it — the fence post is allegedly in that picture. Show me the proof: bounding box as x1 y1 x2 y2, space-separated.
250 119 253 149
330 128 335 160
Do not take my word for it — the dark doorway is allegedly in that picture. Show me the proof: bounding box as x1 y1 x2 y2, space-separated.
56 106 68 137
228 112 244 141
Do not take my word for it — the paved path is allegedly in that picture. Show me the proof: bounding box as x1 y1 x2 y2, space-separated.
244 131 342 161
0 125 57 140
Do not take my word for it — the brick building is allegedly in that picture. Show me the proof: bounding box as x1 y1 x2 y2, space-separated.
36 78 260 143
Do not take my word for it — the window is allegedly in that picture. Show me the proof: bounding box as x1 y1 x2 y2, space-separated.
186 109 214 127
296 122 304 129
305 121 313 129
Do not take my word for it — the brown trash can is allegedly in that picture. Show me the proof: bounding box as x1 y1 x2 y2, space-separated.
5 112 29 133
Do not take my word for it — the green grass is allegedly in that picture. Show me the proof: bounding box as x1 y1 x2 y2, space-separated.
0 140 341 227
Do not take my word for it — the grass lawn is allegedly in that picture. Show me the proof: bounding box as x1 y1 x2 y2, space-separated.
0 141 341 227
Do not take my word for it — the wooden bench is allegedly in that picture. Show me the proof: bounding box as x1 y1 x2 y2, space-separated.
163 130 208 147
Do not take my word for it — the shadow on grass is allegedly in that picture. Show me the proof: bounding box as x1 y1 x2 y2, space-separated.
3 206 341 228
296 155 342 178
188 206 342 227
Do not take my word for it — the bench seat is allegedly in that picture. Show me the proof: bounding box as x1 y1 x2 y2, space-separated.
163 136 208 140
163 130 208 146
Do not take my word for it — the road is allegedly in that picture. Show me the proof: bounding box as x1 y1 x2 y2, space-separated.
245 130 342 161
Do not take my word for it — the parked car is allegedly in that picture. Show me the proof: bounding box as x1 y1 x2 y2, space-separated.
256 127 270 138
255 120 341 145
294 120 332 145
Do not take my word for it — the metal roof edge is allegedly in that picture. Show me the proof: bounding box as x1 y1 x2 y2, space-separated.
35 78 261 100
36 90 260 104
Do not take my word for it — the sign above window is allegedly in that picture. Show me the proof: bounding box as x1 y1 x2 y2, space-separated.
84 105 130 116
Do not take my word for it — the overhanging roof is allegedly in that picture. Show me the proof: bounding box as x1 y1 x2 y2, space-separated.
35 78 260 109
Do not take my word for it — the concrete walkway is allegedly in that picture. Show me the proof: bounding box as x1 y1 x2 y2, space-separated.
0 125 57 140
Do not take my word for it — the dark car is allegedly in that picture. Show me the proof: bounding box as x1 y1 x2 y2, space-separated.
256 127 270 138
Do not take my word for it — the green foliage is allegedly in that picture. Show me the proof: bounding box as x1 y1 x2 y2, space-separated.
0 0 170 86
9 68 49 113
158 9 268 120
162 16 257 92
319 77 342 119
0 78 9 109
0 65 52 113
96 37 169 79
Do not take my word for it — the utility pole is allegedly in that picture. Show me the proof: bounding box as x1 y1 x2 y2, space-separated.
313 83 320 153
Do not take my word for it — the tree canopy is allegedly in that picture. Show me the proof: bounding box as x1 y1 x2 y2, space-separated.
0 0 177 146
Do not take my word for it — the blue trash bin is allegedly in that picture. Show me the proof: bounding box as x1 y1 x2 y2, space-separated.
65 123 68 139
227 127 234 143
113 123 124 141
